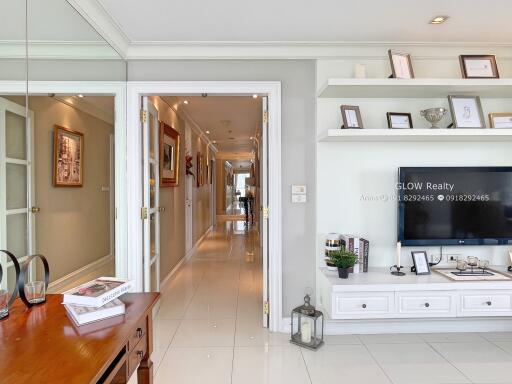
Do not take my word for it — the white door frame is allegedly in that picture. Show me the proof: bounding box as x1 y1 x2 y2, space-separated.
127 81 283 332
0 80 128 280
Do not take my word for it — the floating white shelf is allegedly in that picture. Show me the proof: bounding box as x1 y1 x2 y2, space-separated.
317 128 512 142
318 78 512 98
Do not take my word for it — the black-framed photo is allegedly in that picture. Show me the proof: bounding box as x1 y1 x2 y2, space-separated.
340 105 363 129
489 113 512 129
459 55 499 79
388 50 415 79
411 251 430 275
448 95 485 128
387 112 413 129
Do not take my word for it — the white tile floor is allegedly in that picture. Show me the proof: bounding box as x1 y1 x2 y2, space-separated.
143 222 512 384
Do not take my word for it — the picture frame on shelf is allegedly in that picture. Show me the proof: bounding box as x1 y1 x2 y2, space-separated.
388 50 415 79
489 113 512 128
53 125 84 187
459 55 499 79
160 121 180 187
340 105 363 129
448 95 485 128
387 112 413 129
411 251 430 275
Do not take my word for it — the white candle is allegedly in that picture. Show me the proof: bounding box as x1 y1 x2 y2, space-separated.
355 63 366 79
509 251 512 265
301 320 312 343
396 241 402 267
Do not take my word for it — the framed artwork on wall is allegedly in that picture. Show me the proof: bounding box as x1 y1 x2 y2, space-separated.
196 152 205 187
387 112 413 129
459 55 499 79
388 50 415 79
448 95 485 128
340 105 363 129
53 125 83 187
160 122 180 187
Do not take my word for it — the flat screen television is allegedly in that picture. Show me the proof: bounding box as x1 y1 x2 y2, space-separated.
398 167 512 246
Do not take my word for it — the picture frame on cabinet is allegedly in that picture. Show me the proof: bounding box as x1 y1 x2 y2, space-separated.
489 113 512 128
448 95 485 128
411 251 430 275
160 121 180 187
340 105 363 129
388 50 415 79
387 112 413 129
459 55 499 79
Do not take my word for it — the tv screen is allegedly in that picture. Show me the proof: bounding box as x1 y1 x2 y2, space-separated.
398 167 512 246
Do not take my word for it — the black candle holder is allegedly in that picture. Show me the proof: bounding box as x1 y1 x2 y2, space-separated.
0 250 21 319
18 254 50 308
508 266 512 272
390 265 405 276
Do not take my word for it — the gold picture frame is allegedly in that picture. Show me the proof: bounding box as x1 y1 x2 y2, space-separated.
53 125 84 187
489 113 512 129
160 121 180 187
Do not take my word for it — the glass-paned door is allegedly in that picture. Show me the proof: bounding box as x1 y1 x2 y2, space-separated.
142 97 160 292
261 96 269 328
0 97 35 291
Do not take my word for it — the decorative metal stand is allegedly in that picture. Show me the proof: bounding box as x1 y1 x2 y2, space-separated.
390 265 405 276
508 266 512 272
18 254 50 308
0 250 21 319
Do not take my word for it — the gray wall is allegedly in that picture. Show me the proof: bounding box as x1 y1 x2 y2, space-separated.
128 60 316 315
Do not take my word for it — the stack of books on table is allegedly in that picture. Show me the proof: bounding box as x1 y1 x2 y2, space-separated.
62 277 133 326
340 234 370 273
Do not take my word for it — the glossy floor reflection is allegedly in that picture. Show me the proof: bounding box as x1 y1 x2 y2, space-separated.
146 222 512 384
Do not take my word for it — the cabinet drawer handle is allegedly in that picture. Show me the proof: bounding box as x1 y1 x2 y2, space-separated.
136 327 144 338
362 304 367 309
486 301 492 306
137 350 144 360
424 303 430 308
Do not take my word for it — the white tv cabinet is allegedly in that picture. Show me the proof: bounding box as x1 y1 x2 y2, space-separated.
318 267 512 334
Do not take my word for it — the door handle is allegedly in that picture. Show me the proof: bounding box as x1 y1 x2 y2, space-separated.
158 207 165 213
31 207 40 213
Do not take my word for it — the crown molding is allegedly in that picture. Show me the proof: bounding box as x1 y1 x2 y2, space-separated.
125 41 512 60
66 0 130 58
0 40 121 59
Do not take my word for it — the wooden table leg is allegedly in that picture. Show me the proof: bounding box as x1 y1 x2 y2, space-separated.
137 358 153 384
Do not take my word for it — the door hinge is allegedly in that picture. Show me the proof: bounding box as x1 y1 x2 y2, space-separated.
141 207 148 220
263 301 269 315
262 206 269 220
140 109 147 124
263 111 269 125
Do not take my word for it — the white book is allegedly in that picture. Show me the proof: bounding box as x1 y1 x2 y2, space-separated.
64 298 125 326
62 277 133 307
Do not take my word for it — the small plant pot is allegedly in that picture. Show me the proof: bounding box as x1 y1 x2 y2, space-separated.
338 267 350 279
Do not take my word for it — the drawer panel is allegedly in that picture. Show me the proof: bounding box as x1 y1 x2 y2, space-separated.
396 291 456 318
333 292 394 319
459 291 512 316
128 316 147 352
128 332 147 377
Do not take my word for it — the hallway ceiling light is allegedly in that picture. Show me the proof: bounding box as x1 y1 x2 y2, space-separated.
212 140 217 144
250 136 254 140
77 94 84 98
429 15 449 24
252 94 258 99
206 130 210 134
183 100 189 104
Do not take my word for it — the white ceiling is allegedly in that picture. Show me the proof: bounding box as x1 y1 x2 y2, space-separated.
163 96 261 153
98 0 512 43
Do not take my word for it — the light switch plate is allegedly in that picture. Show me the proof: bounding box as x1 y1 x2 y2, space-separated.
292 194 307 203
291 185 307 194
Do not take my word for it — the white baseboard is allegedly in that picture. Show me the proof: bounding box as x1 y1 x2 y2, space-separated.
281 316 512 335
159 226 213 293
47 254 114 294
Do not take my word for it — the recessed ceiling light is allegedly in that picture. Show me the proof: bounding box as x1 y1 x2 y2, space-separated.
77 94 84 98
250 136 254 140
429 15 449 24
252 94 258 99
205 130 210 134
183 100 189 105
212 140 217 144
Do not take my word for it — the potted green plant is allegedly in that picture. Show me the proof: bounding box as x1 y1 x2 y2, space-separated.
331 250 358 279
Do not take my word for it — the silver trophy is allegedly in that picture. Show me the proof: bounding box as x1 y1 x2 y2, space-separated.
420 108 448 128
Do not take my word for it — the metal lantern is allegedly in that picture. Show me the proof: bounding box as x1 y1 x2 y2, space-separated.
290 294 324 350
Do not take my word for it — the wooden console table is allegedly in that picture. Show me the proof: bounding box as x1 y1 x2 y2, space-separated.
0 293 160 384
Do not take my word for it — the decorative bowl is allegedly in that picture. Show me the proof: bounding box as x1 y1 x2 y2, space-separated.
420 108 448 128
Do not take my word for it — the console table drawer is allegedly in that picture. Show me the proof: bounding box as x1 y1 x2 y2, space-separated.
128 316 147 351
128 331 148 377
333 292 394 319
459 291 512 316
396 292 456 318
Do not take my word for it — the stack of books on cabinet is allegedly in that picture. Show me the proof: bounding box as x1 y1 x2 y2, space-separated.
62 277 133 326
340 234 370 273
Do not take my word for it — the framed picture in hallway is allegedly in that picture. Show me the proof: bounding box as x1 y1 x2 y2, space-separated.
53 125 83 187
197 152 205 187
160 122 180 187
